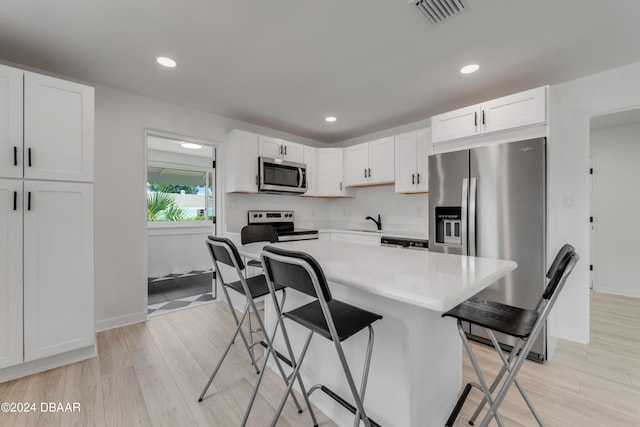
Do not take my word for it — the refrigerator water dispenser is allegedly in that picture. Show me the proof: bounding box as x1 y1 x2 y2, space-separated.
434 206 462 247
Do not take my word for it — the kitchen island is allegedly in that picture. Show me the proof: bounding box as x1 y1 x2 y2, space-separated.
240 240 517 427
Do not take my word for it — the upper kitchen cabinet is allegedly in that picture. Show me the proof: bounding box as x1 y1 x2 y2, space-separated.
317 147 354 197
302 146 318 197
395 128 430 193
0 65 94 182
258 135 304 163
225 130 259 193
431 86 547 144
0 65 23 179
344 137 394 187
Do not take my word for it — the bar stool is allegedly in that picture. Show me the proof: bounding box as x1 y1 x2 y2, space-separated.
197 236 308 416
442 244 579 427
241 224 279 269
245 245 383 427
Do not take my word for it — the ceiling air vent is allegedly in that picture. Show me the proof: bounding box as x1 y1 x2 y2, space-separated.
412 0 467 25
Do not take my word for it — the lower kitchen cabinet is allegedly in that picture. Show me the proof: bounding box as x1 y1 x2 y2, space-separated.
0 179 94 370
0 179 23 369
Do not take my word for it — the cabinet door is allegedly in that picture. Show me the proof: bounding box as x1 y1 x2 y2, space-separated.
482 87 546 134
303 146 318 196
368 137 394 184
394 131 418 193
0 65 24 179
24 72 94 182
258 135 283 159
283 141 304 163
317 148 345 196
0 179 23 369
225 130 258 193
23 181 94 361
431 104 480 143
415 128 431 192
344 143 369 186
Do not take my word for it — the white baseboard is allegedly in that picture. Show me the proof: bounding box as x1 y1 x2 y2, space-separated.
96 311 148 332
593 286 640 299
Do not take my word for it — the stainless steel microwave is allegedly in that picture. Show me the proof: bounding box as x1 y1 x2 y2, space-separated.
258 157 307 194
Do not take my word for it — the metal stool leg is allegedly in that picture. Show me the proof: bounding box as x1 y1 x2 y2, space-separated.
221 286 260 373
353 325 375 427
269 330 315 427
457 322 506 427
198 305 250 401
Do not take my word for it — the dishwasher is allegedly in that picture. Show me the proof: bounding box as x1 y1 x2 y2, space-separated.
380 236 429 250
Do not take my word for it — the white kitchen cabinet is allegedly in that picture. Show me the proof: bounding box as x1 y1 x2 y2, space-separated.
224 130 259 193
0 65 95 378
0 179 23 370
431 86 547 144
23 72 94 182
395 128 430 193
344 137 394 186
23 180 94 361
317 148 354 197
258 135 304 163
0 65 23 179
1 65 94 182
303 146 318 197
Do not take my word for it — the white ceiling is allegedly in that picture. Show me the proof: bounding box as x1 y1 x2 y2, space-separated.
2 0 640 143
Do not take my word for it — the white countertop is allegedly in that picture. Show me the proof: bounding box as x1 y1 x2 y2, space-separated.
240 239 516 312
319 228 429 240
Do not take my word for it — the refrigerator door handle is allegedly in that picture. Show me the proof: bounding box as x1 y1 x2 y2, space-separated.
469 177 477 256
461 178 469 255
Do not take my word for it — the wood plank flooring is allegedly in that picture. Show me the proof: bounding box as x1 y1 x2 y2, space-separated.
0 291 638 427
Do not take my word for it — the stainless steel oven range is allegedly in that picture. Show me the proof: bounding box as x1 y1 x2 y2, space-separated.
247 210 318 241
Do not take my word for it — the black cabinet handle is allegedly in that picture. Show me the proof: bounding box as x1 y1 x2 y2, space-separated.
13 146 18 166
364 168 367 178
284 146 287 156
474 111 478 126
27 191 31 211
368 168 371 178
339 182 342 191
412 174 415 184
28 148 32 167
255 175 258 186
13 191 17 211
417 173 420 184
482 110 486 125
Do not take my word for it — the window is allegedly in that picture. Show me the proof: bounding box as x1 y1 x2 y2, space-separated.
147 166 214 222
146 133 216 225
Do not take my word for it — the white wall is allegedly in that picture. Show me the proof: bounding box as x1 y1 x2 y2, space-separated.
329 185 429 233
94 85 326 331
590 122 640 296
549 60 640 343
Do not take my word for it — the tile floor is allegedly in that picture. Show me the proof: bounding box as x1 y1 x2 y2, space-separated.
147 270 216 317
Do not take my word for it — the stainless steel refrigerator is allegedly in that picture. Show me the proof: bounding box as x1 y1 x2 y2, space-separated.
428 138 547 361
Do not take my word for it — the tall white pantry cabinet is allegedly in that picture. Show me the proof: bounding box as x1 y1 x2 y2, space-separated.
0 63 94 380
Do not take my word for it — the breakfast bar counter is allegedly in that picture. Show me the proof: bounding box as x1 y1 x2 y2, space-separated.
240 240 517 427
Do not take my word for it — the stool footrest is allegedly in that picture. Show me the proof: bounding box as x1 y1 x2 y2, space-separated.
445 382 473 427
311 384 381 427
259 340 293 368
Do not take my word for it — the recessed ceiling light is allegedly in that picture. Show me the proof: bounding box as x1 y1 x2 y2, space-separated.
157 56 177 68
325 116 337 123
460 64 479 74
180 142 202 149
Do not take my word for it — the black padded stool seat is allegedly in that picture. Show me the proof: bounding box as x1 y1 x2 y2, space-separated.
225 274 285 299
285 300 383 342
443 296 538 339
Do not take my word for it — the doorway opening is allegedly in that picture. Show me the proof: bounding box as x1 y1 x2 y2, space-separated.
145 131 219 317
589 108 640 297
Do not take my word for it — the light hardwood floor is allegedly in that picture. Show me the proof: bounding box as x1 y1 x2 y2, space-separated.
0 291 638 427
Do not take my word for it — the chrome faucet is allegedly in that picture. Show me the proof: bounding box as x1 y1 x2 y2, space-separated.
365 214 382 231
